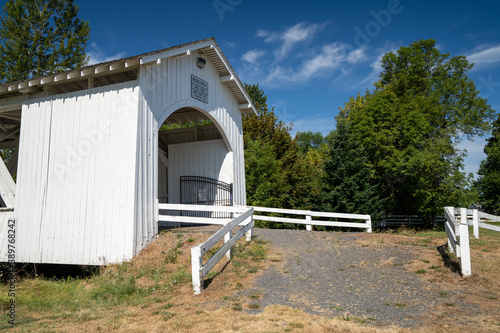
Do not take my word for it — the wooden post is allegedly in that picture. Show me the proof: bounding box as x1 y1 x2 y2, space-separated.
366 216 372 233
191 245 203 294
224 229 232 260
306 213 312 231
245 216 252 241
459 208 471 277
472 209 479 239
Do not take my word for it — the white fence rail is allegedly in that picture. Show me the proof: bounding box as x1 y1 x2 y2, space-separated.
158 203 248 225
159 204 372 232
158 204 372 293
190 207 254 294
464 210 500 238
444 207 471 277
252 206 372 233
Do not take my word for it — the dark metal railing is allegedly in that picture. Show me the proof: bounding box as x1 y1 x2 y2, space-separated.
180 176 233 219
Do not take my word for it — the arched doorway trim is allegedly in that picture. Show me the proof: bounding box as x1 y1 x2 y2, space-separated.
157 99 233 152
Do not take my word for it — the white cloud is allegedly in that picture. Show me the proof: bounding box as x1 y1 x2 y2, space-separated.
298 43 365 81
242 22 378 89
242 49 266 65
257 22 327 60
86 43 126 65
467 45 500 71
259 42 366 86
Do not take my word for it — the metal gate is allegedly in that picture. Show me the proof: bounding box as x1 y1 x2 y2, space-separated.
180 176 233 219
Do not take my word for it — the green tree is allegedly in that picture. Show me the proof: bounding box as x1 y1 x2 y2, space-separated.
243 84 326 222
477 115 500 214
340 39 495 220
244 139 286 210
295 131 325 154
323 119 383 220
0 0 90 83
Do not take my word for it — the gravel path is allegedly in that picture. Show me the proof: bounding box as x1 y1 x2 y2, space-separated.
236 228 462 328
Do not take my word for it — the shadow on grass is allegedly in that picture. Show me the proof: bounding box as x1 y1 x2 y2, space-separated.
0 263 99 283
437 244 461 274
203 260 230 289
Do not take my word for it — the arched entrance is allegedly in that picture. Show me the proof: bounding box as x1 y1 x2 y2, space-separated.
157 107 234 208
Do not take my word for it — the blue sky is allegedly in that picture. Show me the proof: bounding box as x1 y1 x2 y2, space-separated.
10 0 500 175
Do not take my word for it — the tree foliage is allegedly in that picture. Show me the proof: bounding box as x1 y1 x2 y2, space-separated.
477 115 500 214
323 119 383 220
295 131 326 154
243 84 327 226
338 39 495 219
0 0 90 83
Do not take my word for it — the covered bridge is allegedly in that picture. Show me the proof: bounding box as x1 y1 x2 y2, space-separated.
0 38 256 265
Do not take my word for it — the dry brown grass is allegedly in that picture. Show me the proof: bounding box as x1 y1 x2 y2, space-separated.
3 227 500 332
356 228 500 332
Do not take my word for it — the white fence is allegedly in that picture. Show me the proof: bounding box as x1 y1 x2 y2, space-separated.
190 207 254 294
252 206 372 233
444 207 471 277
159 204 372 232
465 210 500 238
158 204 372 293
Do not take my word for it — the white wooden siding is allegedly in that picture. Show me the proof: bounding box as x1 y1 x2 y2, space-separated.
0 160 15 207
139 50 246 206
15 81 139 265
0 210 15 261
168 140 233 204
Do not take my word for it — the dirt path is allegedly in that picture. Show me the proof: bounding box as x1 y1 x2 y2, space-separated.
234 228 494 330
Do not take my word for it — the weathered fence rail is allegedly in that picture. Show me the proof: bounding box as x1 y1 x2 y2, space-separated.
444 207 471 277
190 207 254 294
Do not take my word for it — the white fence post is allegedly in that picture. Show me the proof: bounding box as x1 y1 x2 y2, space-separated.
224 230 232 260
191 245 203 294
306 212 312 231
245 215 253 241
459 208 471 277
472 209 479 239
366 216 372 233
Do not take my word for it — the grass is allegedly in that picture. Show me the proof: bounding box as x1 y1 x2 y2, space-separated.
3 227 500 332
0 229 272 332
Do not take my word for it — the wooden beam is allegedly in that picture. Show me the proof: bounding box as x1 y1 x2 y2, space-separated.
18 87 39 94
6 148 18 177
238 103 252 110
0 157 15 207
17 82 29 90
67 71 81 80
172 50 191 59
125 59 140 68
81 68 95 76
158 149 169 168
28 79 41 87
110 61 125 71
140 58 159 67
220 75 234 83
54 74 66 82
40 76 54 85
0 140 18 149
95 65 109 74
88 77 94 89
0 113 21 121
158 135 169 153
0 125 20 143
